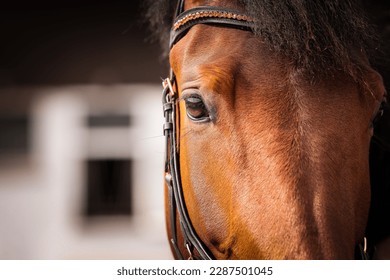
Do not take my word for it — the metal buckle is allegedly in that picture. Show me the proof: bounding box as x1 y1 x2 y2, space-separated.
185 243 194 260
162 77 176 137
162 78 176 98
363 237 367 255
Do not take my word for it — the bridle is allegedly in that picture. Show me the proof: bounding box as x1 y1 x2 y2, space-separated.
162 0 255 260
161 0 381 260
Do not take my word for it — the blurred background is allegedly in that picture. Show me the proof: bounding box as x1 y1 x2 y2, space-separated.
0 0 389 260
0 0 170 259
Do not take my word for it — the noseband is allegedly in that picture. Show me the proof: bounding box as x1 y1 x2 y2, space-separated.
161 0 376 260
162 0 255 260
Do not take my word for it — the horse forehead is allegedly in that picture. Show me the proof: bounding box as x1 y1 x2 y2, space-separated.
171 25 260 81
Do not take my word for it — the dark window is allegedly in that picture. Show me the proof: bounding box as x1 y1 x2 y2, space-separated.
85 159 132 216
0 115 29 156
86 114 130 128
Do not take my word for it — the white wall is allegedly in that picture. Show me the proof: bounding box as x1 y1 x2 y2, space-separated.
0 85 171 259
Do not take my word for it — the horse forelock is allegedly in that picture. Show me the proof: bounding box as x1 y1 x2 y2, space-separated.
144 0 378 86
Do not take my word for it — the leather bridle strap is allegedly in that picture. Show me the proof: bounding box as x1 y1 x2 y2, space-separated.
162 1 255 260
170 6 255 49
163 75 214 260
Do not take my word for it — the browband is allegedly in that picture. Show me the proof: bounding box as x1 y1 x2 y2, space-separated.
170 6 255 49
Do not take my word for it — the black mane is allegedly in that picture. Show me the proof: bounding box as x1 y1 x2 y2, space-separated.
144 0 377 82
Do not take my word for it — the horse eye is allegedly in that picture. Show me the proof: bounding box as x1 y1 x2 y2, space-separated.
184 95 210 122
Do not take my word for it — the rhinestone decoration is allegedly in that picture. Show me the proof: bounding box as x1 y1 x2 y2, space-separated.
173 10 254 31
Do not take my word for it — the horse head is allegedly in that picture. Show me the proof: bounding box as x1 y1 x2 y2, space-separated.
152 0 387 259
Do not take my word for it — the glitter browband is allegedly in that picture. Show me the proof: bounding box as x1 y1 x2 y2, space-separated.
169 6 256 48
173 10 255 31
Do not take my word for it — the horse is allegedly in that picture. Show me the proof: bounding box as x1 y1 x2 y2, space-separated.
145 0 388 259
